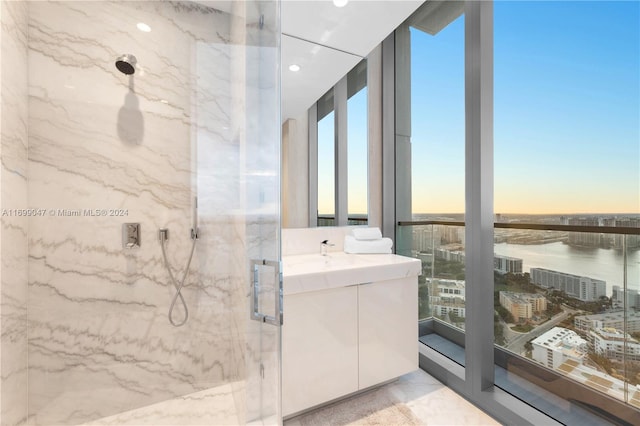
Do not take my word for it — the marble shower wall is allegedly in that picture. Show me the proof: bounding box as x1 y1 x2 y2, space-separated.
25 1 243 424
0 1 29 425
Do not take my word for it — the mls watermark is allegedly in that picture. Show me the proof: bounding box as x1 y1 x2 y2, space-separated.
2 208 129 217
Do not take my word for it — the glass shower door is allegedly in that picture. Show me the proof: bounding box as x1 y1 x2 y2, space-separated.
236 0 282 424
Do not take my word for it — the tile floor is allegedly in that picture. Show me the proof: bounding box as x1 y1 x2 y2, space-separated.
284 369 501 426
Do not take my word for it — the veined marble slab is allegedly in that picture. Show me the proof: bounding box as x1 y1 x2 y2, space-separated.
82 382 240 425
283 252 421 296
24 1 245 424
1 1 30 425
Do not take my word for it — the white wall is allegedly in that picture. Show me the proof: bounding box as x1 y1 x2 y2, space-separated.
282 113 309 228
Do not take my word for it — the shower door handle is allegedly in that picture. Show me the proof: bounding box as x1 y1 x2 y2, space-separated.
250 259 283 326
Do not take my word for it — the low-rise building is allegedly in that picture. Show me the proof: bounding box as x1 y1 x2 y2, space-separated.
499 291 547 321
428 279 466 319
590 327 640 362
532 327 588 370
574 311 640 334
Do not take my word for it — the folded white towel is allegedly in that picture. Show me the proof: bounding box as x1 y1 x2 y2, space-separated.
344 235 393 254
352 227 383 241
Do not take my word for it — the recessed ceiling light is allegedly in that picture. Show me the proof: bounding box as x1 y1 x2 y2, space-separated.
160 99 169 104
289 64 301 72
137 22 151 32
333 0 348 7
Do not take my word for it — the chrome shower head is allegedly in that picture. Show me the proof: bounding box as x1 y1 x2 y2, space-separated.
115 54 137 75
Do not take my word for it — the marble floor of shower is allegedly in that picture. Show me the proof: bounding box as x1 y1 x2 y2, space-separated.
81 383 240 426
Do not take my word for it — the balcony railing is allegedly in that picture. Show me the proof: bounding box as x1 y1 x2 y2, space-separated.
317 214 368 227
398 219 640 424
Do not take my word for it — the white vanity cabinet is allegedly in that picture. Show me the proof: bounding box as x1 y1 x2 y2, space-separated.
358 277 417 389
281 253 420 418
282 285 359 417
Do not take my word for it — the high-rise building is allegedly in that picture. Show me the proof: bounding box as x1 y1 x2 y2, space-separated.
568 217 601 247
412 226 442 252
494 255 523 274
439 226 462 244
530 268 606 302
611 285 640 309
612 217 640 249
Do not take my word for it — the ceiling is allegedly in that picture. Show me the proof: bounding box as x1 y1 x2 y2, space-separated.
281 0 424 121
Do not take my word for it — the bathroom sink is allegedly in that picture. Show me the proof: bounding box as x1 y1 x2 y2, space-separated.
282 252 420 296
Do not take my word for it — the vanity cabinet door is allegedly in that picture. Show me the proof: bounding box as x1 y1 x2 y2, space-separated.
282 285 359 417
358 277 418 389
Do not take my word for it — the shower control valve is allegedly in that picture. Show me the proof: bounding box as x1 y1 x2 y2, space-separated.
123 223 141 249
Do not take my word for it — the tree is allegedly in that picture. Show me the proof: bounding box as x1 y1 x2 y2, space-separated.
494 314 506 346
418 284 430 319
496 305 515 323
545 302 562 317
448 311 463 324
588 350 613 375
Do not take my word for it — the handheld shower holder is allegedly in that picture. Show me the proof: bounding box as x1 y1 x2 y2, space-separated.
158 228 169 242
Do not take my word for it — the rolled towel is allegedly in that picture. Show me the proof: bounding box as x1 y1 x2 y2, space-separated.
344 235 393 254
352 227 383 241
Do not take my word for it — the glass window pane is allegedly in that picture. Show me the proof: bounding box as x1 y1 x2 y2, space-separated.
410 13 465 332
493 0 640 413
347 86 368 225
410 17 465 222
318 110 335 226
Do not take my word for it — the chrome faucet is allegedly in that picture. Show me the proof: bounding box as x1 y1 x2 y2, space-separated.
321 240 335 256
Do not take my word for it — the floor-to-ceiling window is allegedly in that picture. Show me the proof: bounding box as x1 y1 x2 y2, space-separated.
493 0 640 412
409 11 465 330
396 0 640 424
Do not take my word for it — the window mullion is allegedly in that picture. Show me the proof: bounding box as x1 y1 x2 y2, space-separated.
464 0 495 395
308 103 319 227
335 76 348 226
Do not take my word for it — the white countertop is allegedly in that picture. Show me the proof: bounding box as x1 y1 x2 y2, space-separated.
282 252 421 296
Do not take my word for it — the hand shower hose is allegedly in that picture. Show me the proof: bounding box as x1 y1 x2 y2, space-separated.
159 229 197 327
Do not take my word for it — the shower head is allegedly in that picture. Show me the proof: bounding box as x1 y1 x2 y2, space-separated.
115 54 137 75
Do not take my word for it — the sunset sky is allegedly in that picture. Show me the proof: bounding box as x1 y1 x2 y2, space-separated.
411 0 639 215
319 1 639 216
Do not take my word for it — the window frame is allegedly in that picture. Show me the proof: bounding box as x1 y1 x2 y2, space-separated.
309 59 369 227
